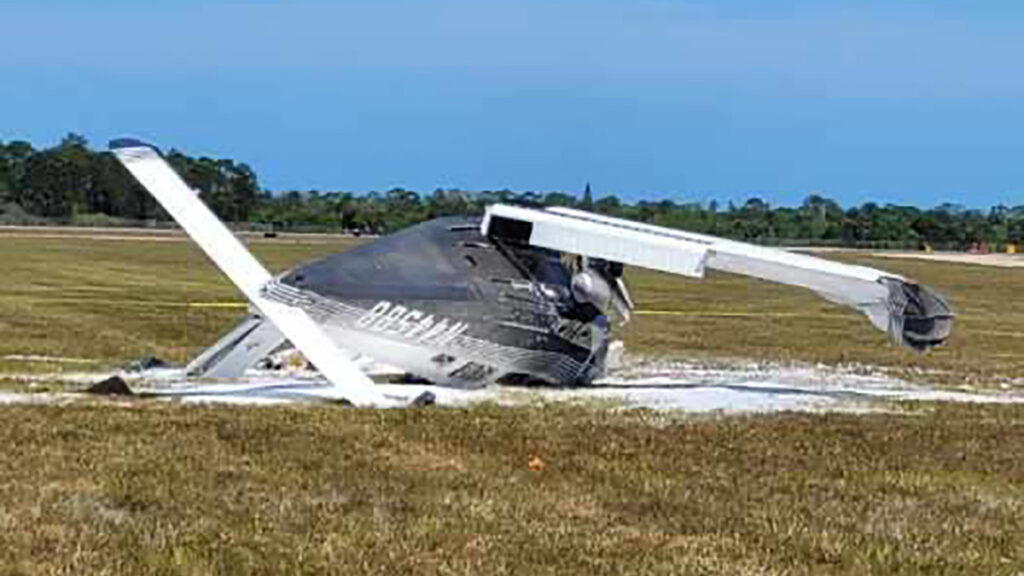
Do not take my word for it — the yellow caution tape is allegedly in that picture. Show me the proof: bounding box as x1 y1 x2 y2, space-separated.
183 302 249 309
634 310 851 319
5 296 1022 339
2 296 248 309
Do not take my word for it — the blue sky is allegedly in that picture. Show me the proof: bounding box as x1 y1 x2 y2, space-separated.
2 1 1023 207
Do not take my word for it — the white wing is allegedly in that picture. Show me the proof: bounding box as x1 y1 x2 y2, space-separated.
482 204 953 350
110 139 386 406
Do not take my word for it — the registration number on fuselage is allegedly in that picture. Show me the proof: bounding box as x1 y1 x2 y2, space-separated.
355 301 469 347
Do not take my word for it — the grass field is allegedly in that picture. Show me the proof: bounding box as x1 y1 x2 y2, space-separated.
1 230 1023 574
1 230 1022 387
0 233 359 376
1 402 1023 575
626 252 1024 388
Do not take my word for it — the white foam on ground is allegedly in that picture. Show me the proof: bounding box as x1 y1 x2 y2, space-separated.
3 362 1024 413
2 355 100 365
0 392 76 405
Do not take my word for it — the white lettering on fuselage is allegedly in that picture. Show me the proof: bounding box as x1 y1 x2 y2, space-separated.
355 301 469 347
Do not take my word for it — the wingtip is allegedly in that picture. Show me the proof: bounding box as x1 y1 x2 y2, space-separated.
109 138 161 154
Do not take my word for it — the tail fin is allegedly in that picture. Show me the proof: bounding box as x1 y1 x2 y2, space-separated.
110 139 383 405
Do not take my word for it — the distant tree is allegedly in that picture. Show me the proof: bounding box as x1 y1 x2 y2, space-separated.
0 141 11 202
18 152 71 218
800 194 841 240
428 188 474 218
0 140 34 207
744 197 768 213
580 183 594 210
543 192 576 207
53 132 97 215
4 133 1022 249
516 191 543 207
594 195 621 215
59 133 89 149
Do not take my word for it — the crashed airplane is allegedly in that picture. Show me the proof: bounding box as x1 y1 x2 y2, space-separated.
110 139 954 406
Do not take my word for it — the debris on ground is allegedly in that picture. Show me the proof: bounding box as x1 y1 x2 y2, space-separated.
529 454 546 472
86 376 134 396
126 356 168 372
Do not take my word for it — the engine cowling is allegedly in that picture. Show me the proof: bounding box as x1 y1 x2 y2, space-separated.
571 270 613 311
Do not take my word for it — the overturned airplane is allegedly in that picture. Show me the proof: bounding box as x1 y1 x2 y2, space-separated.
110 139 954 406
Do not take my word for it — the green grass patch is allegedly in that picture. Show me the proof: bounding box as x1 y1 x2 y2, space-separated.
0 402 1021 574
1 232 1021 387
2 232 1023 573
0 235 361 366
623 253 1024 387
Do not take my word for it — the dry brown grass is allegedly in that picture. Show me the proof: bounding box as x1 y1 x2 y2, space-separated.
1 231 1021 387
624 252 1024 388
2 231 1024 574
0 234 362 372
0 402 1021 575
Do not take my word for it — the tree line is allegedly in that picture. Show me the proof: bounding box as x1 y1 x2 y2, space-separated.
2 134 1022 250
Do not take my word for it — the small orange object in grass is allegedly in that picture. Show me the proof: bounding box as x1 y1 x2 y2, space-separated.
528 454 546 472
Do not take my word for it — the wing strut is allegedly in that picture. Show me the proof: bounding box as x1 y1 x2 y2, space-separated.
110 139 385 406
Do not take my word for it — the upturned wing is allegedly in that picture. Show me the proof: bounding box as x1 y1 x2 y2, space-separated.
482 204 953 350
